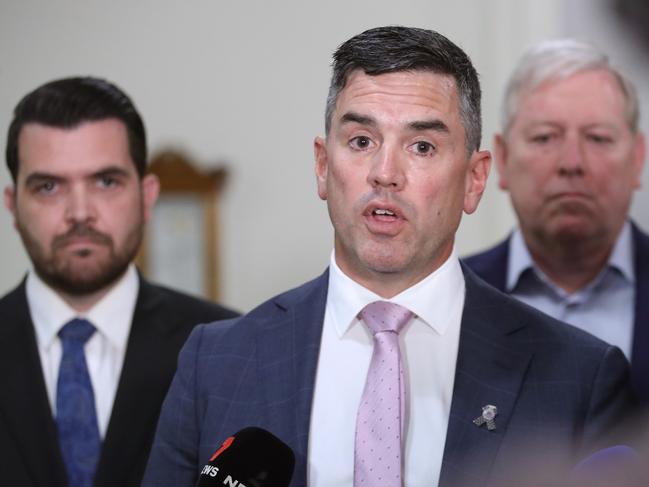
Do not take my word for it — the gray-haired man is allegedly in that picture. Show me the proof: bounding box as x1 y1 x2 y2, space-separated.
464 39 649 403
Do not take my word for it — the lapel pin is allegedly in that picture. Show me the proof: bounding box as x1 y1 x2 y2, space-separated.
473 404 498 431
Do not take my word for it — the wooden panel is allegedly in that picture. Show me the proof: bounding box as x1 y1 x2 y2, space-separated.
136 150 228 301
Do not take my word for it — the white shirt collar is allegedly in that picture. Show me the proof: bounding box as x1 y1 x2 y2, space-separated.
327 248 465 338
27 264 139 352
507 220 635 292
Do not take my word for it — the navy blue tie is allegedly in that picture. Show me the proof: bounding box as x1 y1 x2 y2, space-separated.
56 319 101 487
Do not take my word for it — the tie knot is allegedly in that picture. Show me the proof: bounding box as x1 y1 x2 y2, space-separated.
360 301 413 335
59 319 96 344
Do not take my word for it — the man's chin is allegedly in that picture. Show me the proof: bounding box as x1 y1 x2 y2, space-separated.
547 220 603 244
36 263 130 296
54 278 114 296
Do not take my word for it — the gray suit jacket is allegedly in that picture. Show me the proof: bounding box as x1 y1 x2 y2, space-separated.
143 266 633 487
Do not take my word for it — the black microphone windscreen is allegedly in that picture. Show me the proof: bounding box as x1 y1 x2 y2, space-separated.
195 427 295 487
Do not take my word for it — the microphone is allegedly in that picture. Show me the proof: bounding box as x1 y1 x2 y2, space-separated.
571 445 643 486
195 427 295 487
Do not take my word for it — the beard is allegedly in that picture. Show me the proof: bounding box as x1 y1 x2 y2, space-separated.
16 219 143 296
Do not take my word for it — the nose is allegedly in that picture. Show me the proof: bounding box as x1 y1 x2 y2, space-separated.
367 145 406 190
558 132 585 177
64 186 96 224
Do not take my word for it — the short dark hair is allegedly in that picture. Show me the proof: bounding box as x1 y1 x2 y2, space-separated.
325 26 482 154
5 76 147 182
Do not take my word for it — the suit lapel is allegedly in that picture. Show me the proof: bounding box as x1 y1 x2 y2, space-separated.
0 282 67 487
631 224 649 402
256 271 329 486
439 268 532 487
94 278 168 487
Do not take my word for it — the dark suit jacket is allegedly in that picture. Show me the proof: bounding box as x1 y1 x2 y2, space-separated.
0 277 238 487
143 266 633 487
463 223 649 404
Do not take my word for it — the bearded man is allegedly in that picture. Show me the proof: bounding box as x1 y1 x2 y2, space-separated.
0 77 238 487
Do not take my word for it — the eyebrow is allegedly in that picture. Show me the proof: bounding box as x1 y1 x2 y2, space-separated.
340 111 376 127
24 172 64 186
408 119 449 133
340 111 450 134
92 166 131 179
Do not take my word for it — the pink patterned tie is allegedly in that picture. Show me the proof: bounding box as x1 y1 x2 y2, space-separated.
355 301 413 487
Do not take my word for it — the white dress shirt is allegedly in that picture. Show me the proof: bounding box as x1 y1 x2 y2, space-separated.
27 264 139 437
308 249 465 486
507 221 635 358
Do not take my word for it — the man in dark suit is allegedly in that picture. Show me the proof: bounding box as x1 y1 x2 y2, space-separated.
144 27 633 487
463 39 649 403
0 77 238 487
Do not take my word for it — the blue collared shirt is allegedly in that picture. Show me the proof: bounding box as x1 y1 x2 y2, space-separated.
507 221 635 359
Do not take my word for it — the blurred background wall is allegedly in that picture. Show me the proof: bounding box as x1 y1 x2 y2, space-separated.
1 0 647 312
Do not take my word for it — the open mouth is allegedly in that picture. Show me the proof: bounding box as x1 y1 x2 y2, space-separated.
373 208 396 217
364 204 406 236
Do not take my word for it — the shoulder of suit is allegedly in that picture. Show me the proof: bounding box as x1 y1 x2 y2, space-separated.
138 278 240 320
194 272 329 337
631 221 649 250
462 238 510 268
0 280 28 314
249 271 328 316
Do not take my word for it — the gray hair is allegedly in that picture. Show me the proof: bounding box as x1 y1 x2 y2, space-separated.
325 26 483 156
502 38 640 133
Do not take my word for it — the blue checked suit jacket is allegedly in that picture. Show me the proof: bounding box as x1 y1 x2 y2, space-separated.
463 222 649 404
143 265 633 487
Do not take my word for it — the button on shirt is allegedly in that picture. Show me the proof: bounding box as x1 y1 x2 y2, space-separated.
507 222 635 359
308 249 465 486
27 265 139 437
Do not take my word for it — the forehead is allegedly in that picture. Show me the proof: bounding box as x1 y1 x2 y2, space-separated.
515 69 628 127
16 118 135 179
333 70 462 128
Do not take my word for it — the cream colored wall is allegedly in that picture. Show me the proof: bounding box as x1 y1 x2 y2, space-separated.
0 0 611 312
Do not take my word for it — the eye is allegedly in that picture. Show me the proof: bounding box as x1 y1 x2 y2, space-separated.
410 141 435 156
530 133 554 144
349 136 374 151
35 180 57 194
97 175 120 188
586 133 613 144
